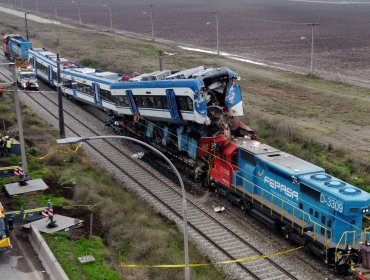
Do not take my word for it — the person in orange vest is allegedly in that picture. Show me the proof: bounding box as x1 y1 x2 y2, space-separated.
0 87 4 99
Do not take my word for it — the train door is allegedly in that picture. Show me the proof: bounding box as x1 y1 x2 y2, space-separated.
72 81 77 98
93 83 102 106
209 143 237 188
29 57 37 75
47 66 53 84
125 90 139 115
165 89 182 122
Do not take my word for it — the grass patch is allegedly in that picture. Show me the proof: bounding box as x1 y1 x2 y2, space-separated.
9 195 28 210
34 194 68 207
43 233 121 280
252 118 370 190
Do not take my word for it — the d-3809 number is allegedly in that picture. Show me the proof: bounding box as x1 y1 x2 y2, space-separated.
320 194 343 213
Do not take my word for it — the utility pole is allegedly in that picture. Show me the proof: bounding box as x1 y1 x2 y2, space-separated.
10 64 29 184
72 0 82 25
57 54 65 138
147 4 156 40
24 12 29 41
53 0 58 18
108 0 113 29
158 50 163 71
215 12 219 56
103 0 113 30
210 12 219 56
35 0 39 14
306 23 320 76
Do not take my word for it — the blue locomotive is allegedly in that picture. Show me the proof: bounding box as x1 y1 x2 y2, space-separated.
207 136 370 271
22 43 370 273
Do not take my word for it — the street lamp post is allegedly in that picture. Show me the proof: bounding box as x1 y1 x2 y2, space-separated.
72 0 82 25
10 64 30 184
53 0 58 18
24 12 29 41
35 0 39 14
207 12 219 56
103 0 113 30
306 23 320 76
144 4 156 40
57 135 190 280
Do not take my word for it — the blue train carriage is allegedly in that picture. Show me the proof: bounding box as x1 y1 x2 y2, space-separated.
109 66 244 125
28 48 118 111
209 138 370 269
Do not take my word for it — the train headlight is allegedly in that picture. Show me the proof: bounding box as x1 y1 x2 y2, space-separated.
35 83 39 87
348 245 352 252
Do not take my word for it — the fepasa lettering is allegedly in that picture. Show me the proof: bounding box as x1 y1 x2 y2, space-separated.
264 176 299 201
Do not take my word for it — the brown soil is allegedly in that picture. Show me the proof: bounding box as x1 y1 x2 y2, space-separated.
11 0 370 87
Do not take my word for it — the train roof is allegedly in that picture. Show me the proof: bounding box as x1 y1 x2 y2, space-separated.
238 139 323 175
29 48 121 84
110 79 204 92
300 173 370 203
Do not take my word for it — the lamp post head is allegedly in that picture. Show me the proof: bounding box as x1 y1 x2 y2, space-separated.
57 137 86 144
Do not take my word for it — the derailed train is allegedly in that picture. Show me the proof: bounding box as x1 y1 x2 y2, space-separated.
23 45 370 274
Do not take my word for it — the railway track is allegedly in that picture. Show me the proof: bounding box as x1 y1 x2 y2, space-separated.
20 88 301 280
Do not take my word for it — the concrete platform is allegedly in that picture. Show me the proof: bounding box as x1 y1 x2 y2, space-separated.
23 214 83 233
5 178 48 196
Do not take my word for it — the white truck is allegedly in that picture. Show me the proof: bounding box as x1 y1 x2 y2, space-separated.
16 67 39 90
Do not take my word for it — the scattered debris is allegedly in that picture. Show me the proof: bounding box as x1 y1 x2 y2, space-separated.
213 206 225 213
132 152 145 159
78 255 95 264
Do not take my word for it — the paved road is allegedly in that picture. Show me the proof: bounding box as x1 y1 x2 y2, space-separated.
0 227 49 280
0 63 49 280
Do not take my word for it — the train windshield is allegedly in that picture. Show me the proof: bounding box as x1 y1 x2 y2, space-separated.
21 73 36 79
0 219 5 236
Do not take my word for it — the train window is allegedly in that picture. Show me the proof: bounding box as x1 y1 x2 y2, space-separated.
176 96 194 111
52 71 57 81
36 61 47 74
309 208 313 215
62 79 73 89
240 151 255 165
134 96 168 109
100 89 113 102
315 211 319 218
299 203 303 209
76 83 93 96
327 220 332 228
320 227 325 235
300 183 320 201
327 231 331 239
116 96 129 107
321 215 326 224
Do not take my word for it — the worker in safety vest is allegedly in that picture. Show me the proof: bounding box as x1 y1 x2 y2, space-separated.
4 136 12 154
0 136 4 157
